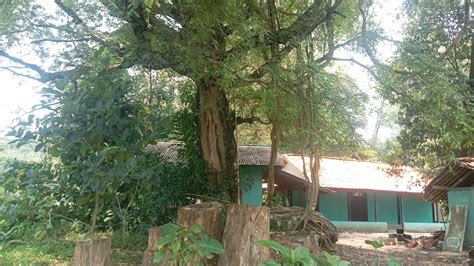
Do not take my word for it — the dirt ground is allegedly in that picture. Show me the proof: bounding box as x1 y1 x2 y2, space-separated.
334 232 473 265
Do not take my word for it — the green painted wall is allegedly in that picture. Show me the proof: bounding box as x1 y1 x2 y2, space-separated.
402 195 433 223
367 194 376 222
240 166 262 206
291 189 307 208
448 188 474 247
289 191 434 225
319 192 348 221
375 193 398 224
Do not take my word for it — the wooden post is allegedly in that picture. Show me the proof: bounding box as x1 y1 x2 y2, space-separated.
218 205 271 266
74 238 111 266
177 202 223 242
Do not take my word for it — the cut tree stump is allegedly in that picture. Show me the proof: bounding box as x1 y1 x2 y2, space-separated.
177 202 223 241
218 205 270 266
178 202 223 265
143 227 174 266
74 238 111 266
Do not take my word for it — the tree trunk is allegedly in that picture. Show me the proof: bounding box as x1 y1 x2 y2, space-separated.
218 205 271 266
177 202 223 242
197 78 238 201
74 238 111 266
267 122 279 205
178 202 223 266
298 154 320 230
142 227 176 266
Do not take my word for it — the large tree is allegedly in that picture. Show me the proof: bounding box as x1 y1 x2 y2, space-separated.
1 0 374 200
375 0 474 168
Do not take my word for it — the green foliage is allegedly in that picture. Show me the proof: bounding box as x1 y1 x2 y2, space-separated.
0 228 147 264
0 159 59 241
387 256 403 266
6 53 213 233
256 240 349 266
364 239 384 250
153 223 223 265
379 0 474 168
256 239 315 266
314 251 351 266
365 238 402 266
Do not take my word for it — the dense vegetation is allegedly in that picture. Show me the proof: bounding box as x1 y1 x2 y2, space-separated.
0 0 472 263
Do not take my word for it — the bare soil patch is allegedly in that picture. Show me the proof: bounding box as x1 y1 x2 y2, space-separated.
334 232 472 265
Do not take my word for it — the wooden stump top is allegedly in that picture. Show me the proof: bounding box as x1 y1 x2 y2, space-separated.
179 202 222 210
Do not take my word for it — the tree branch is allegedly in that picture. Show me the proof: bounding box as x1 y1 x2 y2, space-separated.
236 115 269 125
31 38 92 44
330 56 409 99
0 50 86 83
54 0 107 43
54 0 84 24
357 0 417 76
247 0 343 80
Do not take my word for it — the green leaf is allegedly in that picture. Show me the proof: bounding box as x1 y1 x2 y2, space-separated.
157 233 175 247
255 240 290 258
153 250 166 263
258 259 281 266
161 223 179 237
387 256 402 266
49 146 60 157
365 239 384 249
34 142 46 152
195 234 224 255
294 246 314 266
190 224 202 234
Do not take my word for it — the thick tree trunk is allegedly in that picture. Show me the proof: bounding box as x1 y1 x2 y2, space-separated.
142 227 177 266
178 202 223 266
197 78 238 200
177 202 223 242
74 238 111 266
218 205 271 265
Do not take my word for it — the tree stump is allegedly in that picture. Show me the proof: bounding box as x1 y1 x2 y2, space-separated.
178 202 223 265
177 202 223 242
143 227 175 266
74 238 111 266
218 205 271 266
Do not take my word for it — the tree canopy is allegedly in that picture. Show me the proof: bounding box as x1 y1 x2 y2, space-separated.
0 0 472 206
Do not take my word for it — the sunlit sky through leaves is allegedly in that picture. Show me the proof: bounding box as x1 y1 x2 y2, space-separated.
0 0 404 141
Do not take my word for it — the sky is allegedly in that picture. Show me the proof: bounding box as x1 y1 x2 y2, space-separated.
0 0 404 141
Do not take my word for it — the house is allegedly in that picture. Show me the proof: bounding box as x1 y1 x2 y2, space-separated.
282 155 443 231
424 157 474 247
149 142 440 230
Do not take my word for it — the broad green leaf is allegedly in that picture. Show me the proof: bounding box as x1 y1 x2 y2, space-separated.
190 223 202 233
365 239 384 249
258 259 281 266
255 240 290 258
387 256 402 266
153 250 166 263
195 235 224 255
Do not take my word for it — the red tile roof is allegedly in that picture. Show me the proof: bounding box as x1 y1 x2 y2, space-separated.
283 155 428 194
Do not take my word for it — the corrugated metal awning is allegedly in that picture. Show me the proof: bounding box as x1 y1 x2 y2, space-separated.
424 157 474 201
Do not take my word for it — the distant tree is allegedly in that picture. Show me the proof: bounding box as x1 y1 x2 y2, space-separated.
375 0 474 168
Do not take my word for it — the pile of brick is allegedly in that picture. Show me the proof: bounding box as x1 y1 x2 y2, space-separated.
405 231 445 249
